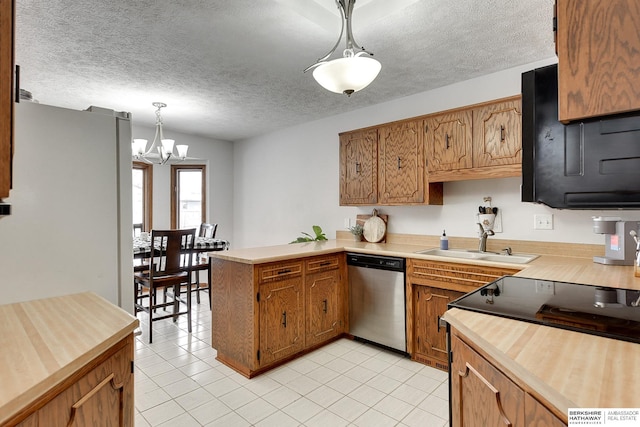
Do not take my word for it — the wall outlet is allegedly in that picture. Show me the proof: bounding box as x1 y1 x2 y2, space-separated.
535 280 555 295
534 214 553 230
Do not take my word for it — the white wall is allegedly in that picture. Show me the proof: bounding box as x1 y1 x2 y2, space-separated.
232 58 637 249
132 124 234 242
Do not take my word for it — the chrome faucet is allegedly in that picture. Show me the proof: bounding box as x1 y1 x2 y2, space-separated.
477 223 495 252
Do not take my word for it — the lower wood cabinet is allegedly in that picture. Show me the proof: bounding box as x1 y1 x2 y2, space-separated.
306 264 344 347
406 258 519 371
212 253 346 377
258 274 305 366
450 329 567 427
413 285 463 370
15 335 134 427
451 333 525 426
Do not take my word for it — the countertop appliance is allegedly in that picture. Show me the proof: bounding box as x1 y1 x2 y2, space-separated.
592 217 639 265
449 276 640 344
347 253 407 353
521 63 640 209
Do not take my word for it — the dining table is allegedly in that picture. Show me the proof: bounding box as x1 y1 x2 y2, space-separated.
133 234 229 303
133 235 229 259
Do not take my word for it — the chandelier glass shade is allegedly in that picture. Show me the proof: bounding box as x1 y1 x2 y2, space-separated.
305 0 381 96
132 102 188 165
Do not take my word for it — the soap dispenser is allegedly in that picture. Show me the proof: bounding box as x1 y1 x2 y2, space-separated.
440 230 449 250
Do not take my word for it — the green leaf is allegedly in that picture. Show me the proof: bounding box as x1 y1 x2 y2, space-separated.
290 225 328 243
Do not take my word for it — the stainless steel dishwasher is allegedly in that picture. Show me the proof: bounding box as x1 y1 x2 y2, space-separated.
347 252 407 353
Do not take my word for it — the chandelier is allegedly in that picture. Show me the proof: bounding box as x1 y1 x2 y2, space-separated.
132 102 188 165
304 0 381 96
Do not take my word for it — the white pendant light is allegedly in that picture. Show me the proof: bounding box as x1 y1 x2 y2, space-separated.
304 0 381 96
132 102 189 165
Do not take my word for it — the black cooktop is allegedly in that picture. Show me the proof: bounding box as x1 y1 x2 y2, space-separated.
448 276 640 344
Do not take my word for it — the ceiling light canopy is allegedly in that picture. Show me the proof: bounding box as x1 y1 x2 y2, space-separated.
132 102 188 165
304 0 381 96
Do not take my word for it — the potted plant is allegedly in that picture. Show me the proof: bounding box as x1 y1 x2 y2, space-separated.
349 223 364 241
290 225 328 243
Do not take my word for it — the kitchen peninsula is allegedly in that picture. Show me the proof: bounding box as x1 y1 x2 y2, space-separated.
209 234 640 425
0 293 139 426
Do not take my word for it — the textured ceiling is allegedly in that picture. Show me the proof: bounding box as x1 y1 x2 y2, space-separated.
15 0 556 141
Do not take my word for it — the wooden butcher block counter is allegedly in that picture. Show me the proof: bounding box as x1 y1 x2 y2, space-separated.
0 292 139 426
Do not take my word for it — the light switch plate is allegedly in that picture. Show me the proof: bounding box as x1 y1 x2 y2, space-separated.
534 214 553 230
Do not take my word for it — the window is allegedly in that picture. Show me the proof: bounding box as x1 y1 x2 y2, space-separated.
132 161 153 234
171 165 206 229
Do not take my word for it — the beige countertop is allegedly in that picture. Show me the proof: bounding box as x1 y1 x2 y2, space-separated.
0 292 139 425
210 237 640 290
444 307 640 420
212 236 640 416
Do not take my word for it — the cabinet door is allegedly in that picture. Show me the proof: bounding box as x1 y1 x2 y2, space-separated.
556 0 640 122
472 97 522 168
378 120 425 204
339 129 378 205
413 285 463 370
31 336 134 426
451 334 525 427
259 276 304 366
424 110 472 173
306 268 343 347
0 0 14 199
525 393 566 427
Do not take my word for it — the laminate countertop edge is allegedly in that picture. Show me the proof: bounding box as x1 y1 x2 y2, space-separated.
0 292 139 425
443 307 640 421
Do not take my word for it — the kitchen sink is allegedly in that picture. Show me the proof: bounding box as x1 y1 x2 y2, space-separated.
415 248 539 264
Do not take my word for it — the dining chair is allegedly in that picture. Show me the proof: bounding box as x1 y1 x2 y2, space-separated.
190 223 218 307
198 222 217 238
134 228 196 343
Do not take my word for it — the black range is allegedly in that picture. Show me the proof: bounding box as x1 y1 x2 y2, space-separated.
448 276 640 344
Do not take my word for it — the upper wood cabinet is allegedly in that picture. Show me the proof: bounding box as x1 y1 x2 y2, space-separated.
339 129 378 205
424 110 472 173
472 97 522 168
378 120 426 204
339 123 443 206
556 0 640 122
426 96 522 182
0 0 15 199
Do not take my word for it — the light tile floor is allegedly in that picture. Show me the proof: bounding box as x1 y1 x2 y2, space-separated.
134 295 449 426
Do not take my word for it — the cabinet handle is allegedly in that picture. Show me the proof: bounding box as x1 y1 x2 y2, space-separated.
277 269 291 275
355 162 361 174
323 299 328 313
397 157 402 169
282 311 287 328
437 315 441 333
500 125 505 142
319 261 331 267
445 133 450 149
15 65 20 104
